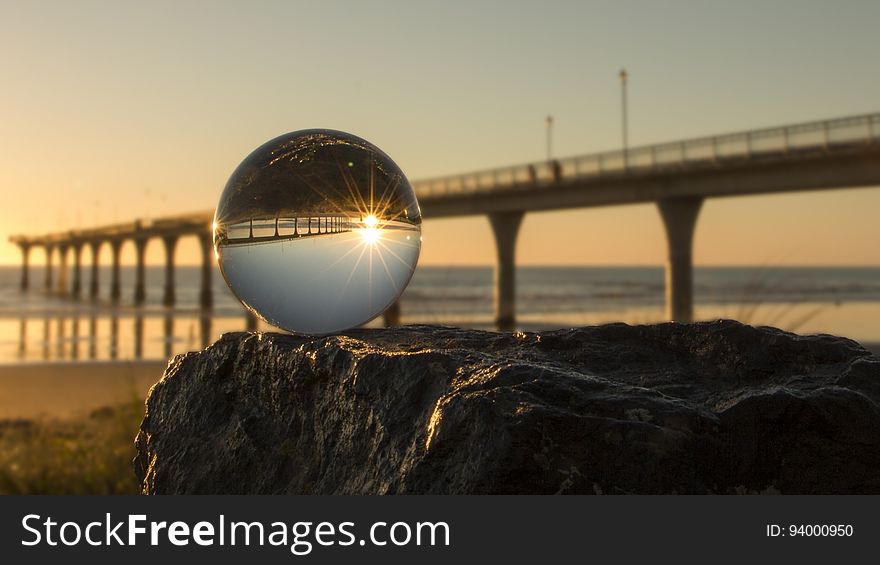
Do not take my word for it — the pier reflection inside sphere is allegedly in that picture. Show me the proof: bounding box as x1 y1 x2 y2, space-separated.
213 129 421 335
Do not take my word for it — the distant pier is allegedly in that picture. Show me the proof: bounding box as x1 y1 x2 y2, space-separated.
11 212 214 309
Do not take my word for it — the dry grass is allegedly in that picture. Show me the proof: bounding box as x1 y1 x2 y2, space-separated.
0 397 143 495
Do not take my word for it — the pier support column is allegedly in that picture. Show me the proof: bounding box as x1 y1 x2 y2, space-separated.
110 241 123 302
162 235 178 307
134 314 144 359
198 232 214 309
383 300 401 327
44 245 54 291
18 243 30 291
488 211 524 331
57 244 69 296
89 242 101 300
71 244 83 298
657 197 704 323
134 238 148 305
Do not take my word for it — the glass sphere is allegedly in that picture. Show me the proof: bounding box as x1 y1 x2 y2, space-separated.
214 129 421 335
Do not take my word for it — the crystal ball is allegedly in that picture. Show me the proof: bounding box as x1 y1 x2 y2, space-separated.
213 130 421 335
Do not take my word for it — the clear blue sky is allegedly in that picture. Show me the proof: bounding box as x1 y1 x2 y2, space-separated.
1 0 878 266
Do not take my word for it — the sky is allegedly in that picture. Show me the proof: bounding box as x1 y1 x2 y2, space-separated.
1 0 878 268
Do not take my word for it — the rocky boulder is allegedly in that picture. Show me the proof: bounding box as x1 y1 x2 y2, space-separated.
134 320 880 494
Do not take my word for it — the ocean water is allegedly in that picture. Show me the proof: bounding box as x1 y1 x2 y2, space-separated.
0 265 879 362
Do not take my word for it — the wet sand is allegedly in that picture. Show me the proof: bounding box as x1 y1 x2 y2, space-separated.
0 361 166 420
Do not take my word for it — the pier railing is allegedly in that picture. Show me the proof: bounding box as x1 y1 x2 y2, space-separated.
412 113 880 197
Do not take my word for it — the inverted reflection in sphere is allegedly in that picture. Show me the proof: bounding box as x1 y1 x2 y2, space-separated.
213 130 421 335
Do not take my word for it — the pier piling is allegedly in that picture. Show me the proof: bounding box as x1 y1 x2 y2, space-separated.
134 238 148 305
657 197 704 323
71 243 82 298
57 244 69 296
44 245 54 291
18 243 29 291
162 235 178 307
110 240 123 303
89 241 102 300
198 232 213 309
488 211 524 331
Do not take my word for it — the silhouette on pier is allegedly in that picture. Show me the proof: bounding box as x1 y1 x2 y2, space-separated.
10 112 880 330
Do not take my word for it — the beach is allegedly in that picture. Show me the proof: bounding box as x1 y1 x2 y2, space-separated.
0 360 164 420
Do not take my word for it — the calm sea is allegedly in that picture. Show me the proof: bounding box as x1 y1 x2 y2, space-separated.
1 265 879 362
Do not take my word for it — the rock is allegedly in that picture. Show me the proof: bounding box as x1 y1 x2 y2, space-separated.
134 320 880 494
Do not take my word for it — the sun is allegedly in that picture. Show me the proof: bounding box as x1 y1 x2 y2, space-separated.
359 214 381 245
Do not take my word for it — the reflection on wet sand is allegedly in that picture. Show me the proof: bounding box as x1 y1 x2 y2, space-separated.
42 318 49 360
164 313 173 359
134 313 143 359
89 316 97 360
56 317 65 358
71 316 79 360
12 309 254 362
110 314 119 360
18 318 25 360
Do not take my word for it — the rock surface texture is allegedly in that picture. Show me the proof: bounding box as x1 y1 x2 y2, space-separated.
134 321 880 494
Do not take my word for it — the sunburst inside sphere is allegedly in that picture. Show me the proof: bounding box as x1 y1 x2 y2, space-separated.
213 129 422 335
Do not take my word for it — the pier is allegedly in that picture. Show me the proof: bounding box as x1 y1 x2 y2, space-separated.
11 213 214 309
10 113 880 330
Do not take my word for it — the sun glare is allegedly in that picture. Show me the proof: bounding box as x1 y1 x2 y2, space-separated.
359 214 381 244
